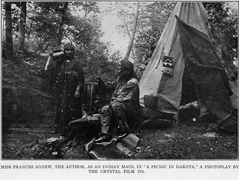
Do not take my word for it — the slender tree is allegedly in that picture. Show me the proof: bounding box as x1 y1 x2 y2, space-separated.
18 2 27 54
124 2 140 61
5 2 13 60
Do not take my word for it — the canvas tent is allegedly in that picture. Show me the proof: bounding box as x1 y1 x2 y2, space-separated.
139 2 237 130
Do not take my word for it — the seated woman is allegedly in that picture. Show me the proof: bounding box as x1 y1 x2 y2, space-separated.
95 59 141 143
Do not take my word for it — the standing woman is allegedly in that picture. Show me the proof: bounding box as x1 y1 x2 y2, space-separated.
54 43 85 135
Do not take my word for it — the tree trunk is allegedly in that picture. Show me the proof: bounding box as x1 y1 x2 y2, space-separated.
18 2 27 54
5 2 13 60
124 2 140 61
57 2 68 46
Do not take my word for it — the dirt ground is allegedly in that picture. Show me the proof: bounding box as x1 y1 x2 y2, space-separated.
2 121 237 160
133 123 237 159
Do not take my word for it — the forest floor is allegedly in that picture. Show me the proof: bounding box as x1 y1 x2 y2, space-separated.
2 120 237 160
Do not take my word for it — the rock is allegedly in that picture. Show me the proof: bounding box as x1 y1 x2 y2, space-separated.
68 115 101 137
164 134 172 138
46 137 58 144
202 132 218 138
46 136 65 145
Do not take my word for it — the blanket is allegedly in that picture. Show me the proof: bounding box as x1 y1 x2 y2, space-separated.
85 133 140 159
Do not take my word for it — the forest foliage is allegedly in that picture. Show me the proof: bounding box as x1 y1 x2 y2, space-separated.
1 2 238 125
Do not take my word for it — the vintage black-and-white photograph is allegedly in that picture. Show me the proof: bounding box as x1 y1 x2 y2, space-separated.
1 1 238 161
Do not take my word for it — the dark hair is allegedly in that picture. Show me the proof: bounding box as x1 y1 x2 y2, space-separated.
118 59 137 83
120 59 134 73
64 43 75 50
64 43 75 60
